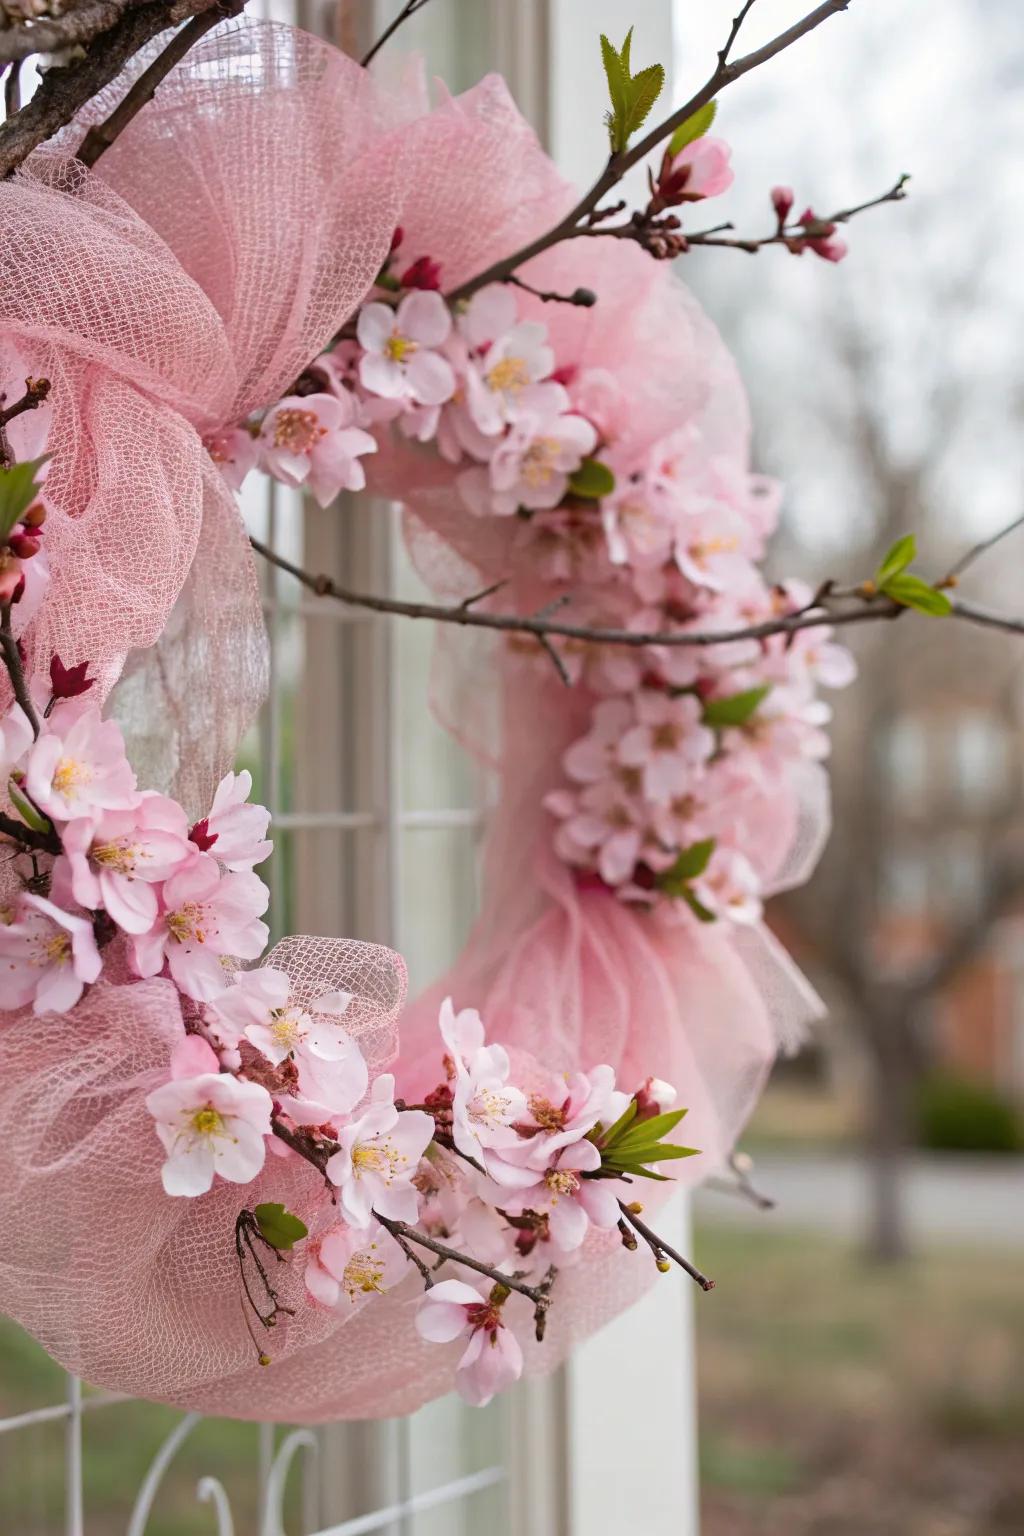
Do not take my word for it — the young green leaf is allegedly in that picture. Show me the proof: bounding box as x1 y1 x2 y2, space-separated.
605 1142 699 1168
702 685 771 728
666 99 717 156
569 458 616 499
0 457 48 544
593 1098 639 1149
873 533 916 588
882 573 952 616
611 1108 688 1149
682 887 717 923
254 1202 308 1251
599 28 666 153
656 839 716 894
621 62 666 145
8 780 52 835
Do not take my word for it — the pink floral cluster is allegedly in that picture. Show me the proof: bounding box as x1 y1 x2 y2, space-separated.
0 681 684 1407
211 132 857 928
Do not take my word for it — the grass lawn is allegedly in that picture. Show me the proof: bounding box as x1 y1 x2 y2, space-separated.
694 1223 1024 1535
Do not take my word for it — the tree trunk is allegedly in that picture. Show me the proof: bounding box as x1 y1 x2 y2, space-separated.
863 1002 919 1263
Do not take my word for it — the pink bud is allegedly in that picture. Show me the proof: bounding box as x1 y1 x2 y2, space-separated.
389 226 405 254
401 254 443 290
811 234 848 263
49 655 94 700
658 136 734 205
771 185 794 222
0 554 23 603
8 532 40 560
634 1076 677 1121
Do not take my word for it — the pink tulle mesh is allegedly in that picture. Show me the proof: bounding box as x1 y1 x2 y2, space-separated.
0 18 405 812
0 938 408 1415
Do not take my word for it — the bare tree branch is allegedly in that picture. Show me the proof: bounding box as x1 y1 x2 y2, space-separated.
0 0 227 177
360 0 433 70
75 0 242 167
0 0 142 64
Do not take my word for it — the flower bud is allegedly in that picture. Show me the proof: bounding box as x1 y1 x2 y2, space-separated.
633 1075 677 1121
8 532 40 560
0 553 23 603
771 185 794 223
21 501 46 529
401 254 443 291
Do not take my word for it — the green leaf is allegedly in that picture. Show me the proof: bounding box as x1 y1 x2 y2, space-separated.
7 780 51 834
0 457 48 544
655 838 716 897
613 1108 688 1149
594 1099 639 1149
606 1142 700 1168
873 533 916 588
621 63 666 144
667 98 718 156
569 457 616 499
882 573 952 616
682 887 717 923
600 28 666 153
702 685 771 728
254 1202 308 1251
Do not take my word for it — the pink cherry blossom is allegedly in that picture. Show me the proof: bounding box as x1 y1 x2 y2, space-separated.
617 691 714 804
206 426 260 492
233 968 366 1116
562 698 634 786
25 707 137 822
415 1280 524 1406
259 392 377 507
144 1066 272 1197
191 770 271 872
130 854 269 1001
357 291 456 406
502 1138 621 1253
690 846 763 925
459 404 597 516
488 1064 628 1187
304 1221 406 1311
438 997 527 1163
661 135 734 201
325 1074 434 1228
545 780 645 888
0 893 101 1014
0 701 33 779
601 479 677 571
57 795 191 934
458 286 555 433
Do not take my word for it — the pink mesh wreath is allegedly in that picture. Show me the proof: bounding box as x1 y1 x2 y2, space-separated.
0 22 837 1421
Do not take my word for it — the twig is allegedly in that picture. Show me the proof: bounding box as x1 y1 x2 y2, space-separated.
0 0 139 64
360 0 432 69
681 174 909 254
505 274 597 308
76 0 243 167
619 1201 715 1291
446 0 854 302
705 1152 776 1211
0 0 226 178
0 807 59 853
719 0 761 67
942 511 1024 585
3 57 19 114
0 375 51 469
0 600 39 735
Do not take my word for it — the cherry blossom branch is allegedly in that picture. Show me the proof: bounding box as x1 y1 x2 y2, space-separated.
360 0 433 70
446 0 854 303
618 1201 715 1290
250 532 1024 657
942 511 1024 585
269 1116 556 1339
0 375 50 468
620 173 910 258
0 600 39 735
0 0 230 177
76 0 243 167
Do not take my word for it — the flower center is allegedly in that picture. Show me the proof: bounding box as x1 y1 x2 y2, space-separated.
545 1168 580 1198
167 901 207 946
35 931 70 968
273 408 325 455
528 1094 567 1132
690 535 739 564
351 1137 408 1183
652 722 680 752
385 332 416 363
343 1248 387 1299
486 355 529 394
521 438 560 488
468 1087 513 1127
189 1106 224 1138
53 757 91 798
92 838 139 875
269 1010 305 1049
